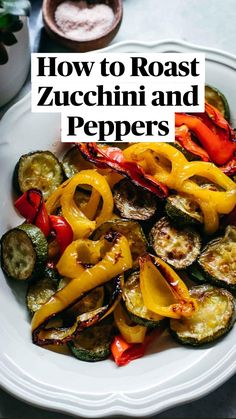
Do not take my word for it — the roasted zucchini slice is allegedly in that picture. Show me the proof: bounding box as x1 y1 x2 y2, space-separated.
113 179 157 221
170 285 236 346
64 286 105 323
62 146 93 179
198 225 236 291
149 217 201 269
69 318 114 362
1 224 48 280
92 219 147 266
123 271 165 327
14 151 64 199
205 85 230 121
166 194 203 226
27 277 57 314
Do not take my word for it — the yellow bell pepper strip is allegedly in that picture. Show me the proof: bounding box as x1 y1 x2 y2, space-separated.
60 170 114 239
123 143 236 234
114 303 147 344
123 142 188 189
56 238 110 278
140 254 198 319
33 275 123 346
46 178 71 214
32 233 132 333
82 188 101 220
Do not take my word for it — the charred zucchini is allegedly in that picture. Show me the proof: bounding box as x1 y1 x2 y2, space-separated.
166 194 203 227
113 179 157 221
62 146 93 179
123 271 165 327
14 151 63 199
170 285 236 346
69 318 114 362
149 217 201 269
198 225 236 291
27 277 57 314
64 286 105 323
92 219 147 266
205 85 230 121
1 224 48 280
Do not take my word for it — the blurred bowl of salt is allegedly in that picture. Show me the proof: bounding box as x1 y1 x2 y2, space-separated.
42 0 123 52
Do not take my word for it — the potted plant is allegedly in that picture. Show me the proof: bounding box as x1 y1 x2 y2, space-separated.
0 0 31 107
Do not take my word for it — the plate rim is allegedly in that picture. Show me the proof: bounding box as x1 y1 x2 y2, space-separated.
1 38 236 418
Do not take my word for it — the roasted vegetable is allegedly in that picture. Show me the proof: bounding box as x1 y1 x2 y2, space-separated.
33 275 123 346
92 219 147 266
14 151 64 200
69 317 114 362
165 194 203 226
1 224 48 281
31 234 132 344
205 85 230 121
198 225 236 291
63 286 105 323
27 277 57 314
176 103 235 166
46 170 114 239
170 285 236 345
62 146 93 179
139 254 198 319
122 271 164 327
114 303 147 343
113 179 157 221
78 143 168 198
149 217 201 269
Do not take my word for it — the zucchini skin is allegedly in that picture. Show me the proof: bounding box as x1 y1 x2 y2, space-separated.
165 195 203 227
13 151 64 199
122 271 165 328
197 226 236 291
68 318 114 362
170 285 236 346
149 217 201 269
62 146 93 179
27 276 57 314
1 224 48 281
205 85 230 121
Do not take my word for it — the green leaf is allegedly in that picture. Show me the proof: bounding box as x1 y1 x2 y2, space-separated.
0 13 14 29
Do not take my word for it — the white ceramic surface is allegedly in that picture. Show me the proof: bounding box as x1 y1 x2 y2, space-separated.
0 40 236 418
0 18 30 107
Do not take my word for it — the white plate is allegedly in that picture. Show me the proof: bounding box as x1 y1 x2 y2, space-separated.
0 40 236 418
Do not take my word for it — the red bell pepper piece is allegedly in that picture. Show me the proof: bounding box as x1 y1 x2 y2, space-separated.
111 328 165 367
14 189 50 237
111 335 145 367
175 125 210 162
176 102 236 166
77 143 168 199
175 112 235 166
49 215 73 255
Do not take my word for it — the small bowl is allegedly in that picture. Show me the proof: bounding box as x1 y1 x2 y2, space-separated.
42 0 123 52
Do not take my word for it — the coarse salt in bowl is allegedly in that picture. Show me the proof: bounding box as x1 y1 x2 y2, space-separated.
42 0 123 52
